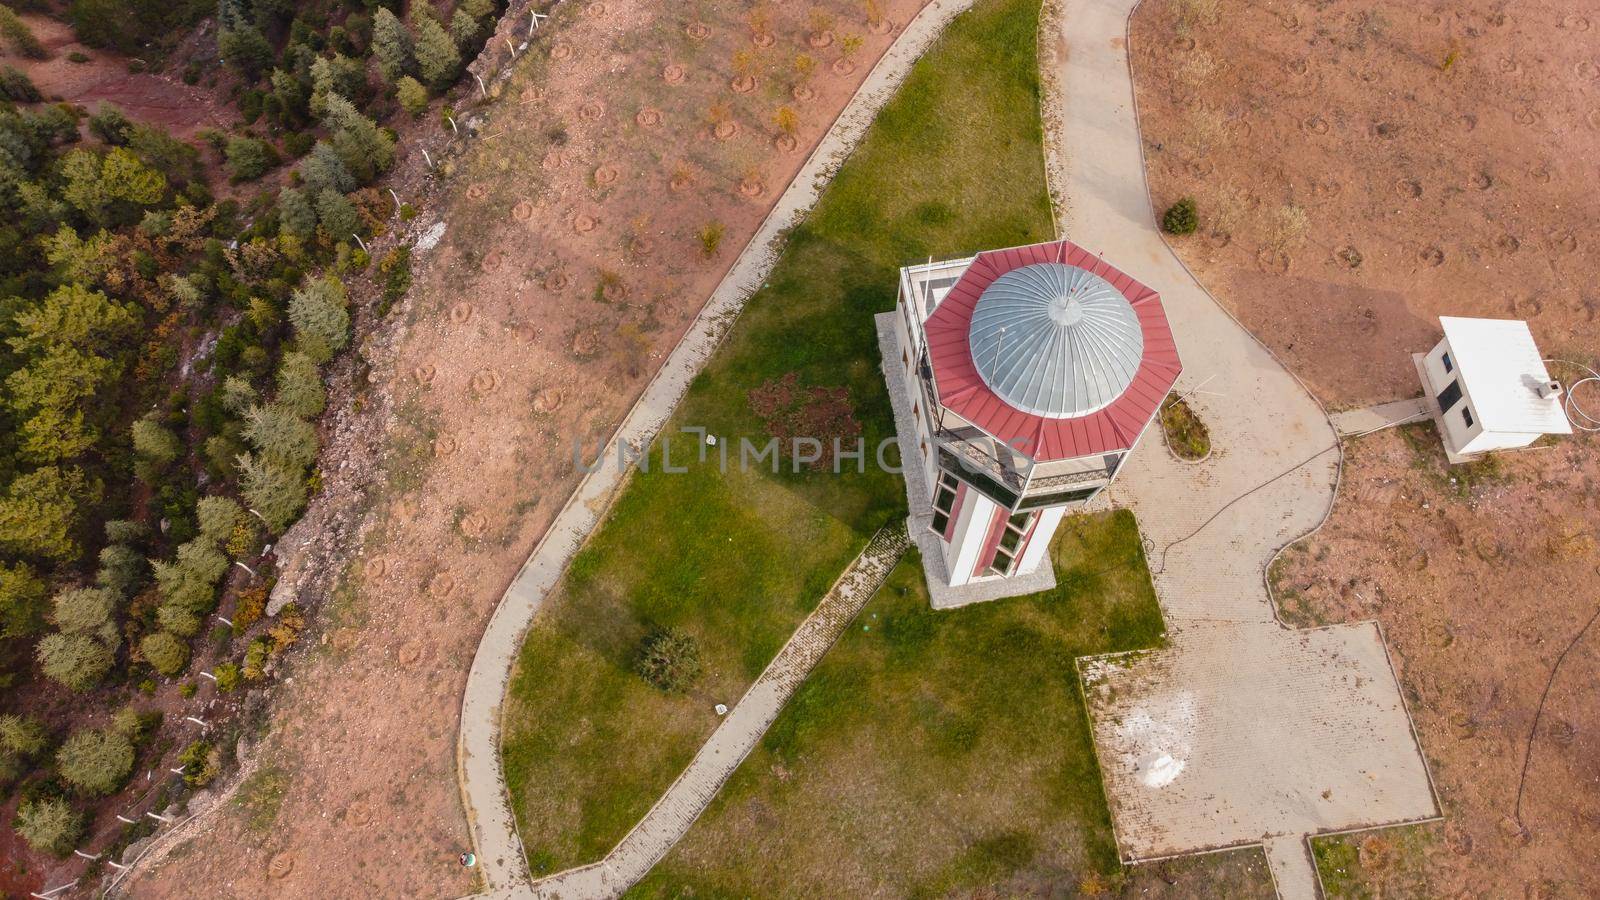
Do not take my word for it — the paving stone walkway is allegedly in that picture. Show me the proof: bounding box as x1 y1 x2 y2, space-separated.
455 0 977 894
1042 1 1440 897
521 524 909 898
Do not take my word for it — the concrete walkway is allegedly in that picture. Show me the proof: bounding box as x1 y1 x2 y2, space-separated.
523 525 909 898
1328 397 1429 437
1043 2 1439 897
456 1 978 894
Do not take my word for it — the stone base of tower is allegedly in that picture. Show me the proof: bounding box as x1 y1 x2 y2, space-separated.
909 514 1058 609
878 312 1060 609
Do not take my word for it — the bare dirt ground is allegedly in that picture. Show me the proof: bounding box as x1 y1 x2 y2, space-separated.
115 0 927 897
1130 0 1600 896
1131 0 1599 409
13 14 233 138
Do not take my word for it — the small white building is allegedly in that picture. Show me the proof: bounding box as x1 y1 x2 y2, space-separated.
877 239 1180 608
1416 316 1572 462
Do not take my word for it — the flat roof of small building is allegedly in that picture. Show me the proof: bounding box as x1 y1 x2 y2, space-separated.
1440 316 1572 435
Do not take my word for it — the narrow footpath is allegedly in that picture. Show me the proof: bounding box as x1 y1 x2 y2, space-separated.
455 1 978 894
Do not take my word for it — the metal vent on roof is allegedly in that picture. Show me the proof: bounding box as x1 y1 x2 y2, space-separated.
968 262 1144 418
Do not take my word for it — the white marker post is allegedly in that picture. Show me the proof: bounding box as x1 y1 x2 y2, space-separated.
529 10 546 34
446 116 459 136
474 72 487 98
389 188 402 211
505 37 516 57
185 716 207 727
145 811 174 824
352 233 369 252
234 560 258 578
198 671 217 682
421 147 435 168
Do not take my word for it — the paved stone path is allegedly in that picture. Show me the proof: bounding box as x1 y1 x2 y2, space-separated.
1043 1 1440 897
522 525 909 898
456 0 977 894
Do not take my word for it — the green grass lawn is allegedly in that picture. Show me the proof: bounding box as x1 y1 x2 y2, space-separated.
500 0 1054 874
1312 823 1438 900
629 511 1169 897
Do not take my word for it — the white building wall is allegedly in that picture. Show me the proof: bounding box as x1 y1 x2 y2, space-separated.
1424 337 1539 455
1016 506 1067 575
946 490 998 586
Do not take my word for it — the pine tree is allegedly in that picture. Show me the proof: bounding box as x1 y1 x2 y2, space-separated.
288 276 351 357
36 632 113 691
56 726 134 795
314 188 360 247
414 17 461 89
296 142 355 195
131 415 182 479
309 54 365 118
13 796 83 857
243 404 318 471
275 351 325 418
277 186 319 239
196 495 245 545
236 453 307 533
460 0 496 20
0 466 99 562
449 7 480 49
96 544 144 596
371 8 412 83
51 586 119 647
322 94 394 184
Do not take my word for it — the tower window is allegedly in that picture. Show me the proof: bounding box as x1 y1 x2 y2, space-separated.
930 472 960 536
986 510 1038 577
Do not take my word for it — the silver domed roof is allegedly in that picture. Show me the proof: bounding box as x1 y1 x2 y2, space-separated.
967 262 1144 418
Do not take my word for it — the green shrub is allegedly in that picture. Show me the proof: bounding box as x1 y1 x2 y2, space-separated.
225 136 279 182
0 64 40 102
396 75 428 117
110 706 159 744
178 740 218 785
379 245 411 308
56 726 135 795
242 636 270 680
633 628 703 693
1161 196 1199 235
214 661 241 692
140 630 190 677
68 50 90 63
1 6 52 59
0 561 48 639
36 633 114 691
398 202 417 221
13 796 84 856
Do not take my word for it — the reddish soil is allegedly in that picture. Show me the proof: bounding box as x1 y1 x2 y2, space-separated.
1132 0 1600 895
1131 0 1599 409
13 14 233 138
115 0 925 897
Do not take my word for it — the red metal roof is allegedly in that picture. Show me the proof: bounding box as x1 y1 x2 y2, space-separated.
923 239 1181 462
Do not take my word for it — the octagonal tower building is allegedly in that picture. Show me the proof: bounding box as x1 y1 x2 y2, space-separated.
878 239 1181 608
